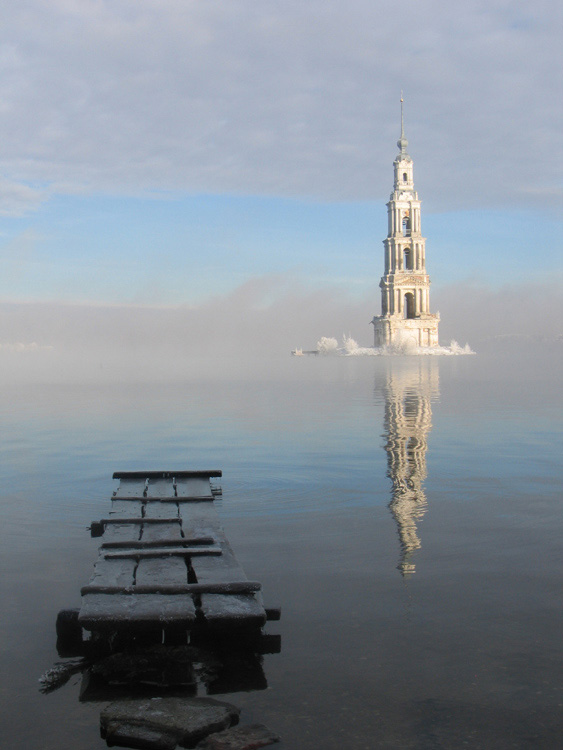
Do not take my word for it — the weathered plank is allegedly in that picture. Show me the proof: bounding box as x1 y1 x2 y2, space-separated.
135 504 189 591
130 496 214 503
103 499 144 542
198 594 266 628
142 501 182 543
178 501 266 627
104 547 221 560
101 538 214 549
98 518 182 527
78 593 197 628
136 556 188 588
175 476 214 500
110 499 144 516
81 582 261 595
101 523 141 545
86 556 136 588
179 503 248 583
145 477 176 500
113 478 146 498
178 501 223 538
113 470 222 479
114 475 215 502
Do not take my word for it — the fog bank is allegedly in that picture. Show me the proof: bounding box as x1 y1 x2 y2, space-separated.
1 277 561 382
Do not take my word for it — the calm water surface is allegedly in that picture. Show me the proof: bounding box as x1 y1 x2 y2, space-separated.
0 345 561 749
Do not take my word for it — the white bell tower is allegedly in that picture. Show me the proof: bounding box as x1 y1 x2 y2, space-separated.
371 98 440 349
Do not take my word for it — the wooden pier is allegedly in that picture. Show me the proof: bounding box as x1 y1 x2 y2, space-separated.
78 471 272 636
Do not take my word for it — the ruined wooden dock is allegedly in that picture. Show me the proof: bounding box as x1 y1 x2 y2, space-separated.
78 471 270 635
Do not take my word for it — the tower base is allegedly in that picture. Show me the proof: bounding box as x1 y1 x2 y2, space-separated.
371 314 440 349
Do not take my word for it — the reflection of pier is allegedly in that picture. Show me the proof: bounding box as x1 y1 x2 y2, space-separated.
381 361 438 575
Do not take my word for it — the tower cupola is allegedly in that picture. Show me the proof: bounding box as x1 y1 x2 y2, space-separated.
394 95 414 190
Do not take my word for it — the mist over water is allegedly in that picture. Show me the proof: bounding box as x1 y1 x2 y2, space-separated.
0 275 560 384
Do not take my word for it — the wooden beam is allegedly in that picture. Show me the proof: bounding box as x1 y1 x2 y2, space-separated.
79 593 197 627
103 546 222 559
97 517 181 525
113 470 222 479
81 581 262 595
113 496 214 502
101 537 214 549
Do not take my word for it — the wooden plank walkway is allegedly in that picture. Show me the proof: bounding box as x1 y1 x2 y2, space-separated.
78 471 267 633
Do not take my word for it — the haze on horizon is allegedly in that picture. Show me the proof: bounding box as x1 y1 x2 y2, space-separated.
0 0 562 373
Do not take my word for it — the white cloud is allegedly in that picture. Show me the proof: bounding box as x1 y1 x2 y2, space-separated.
0 178 47 216
0 341 52 351
0 1 560 212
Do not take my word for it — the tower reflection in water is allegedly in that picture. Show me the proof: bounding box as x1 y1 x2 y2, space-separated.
380 359 439 576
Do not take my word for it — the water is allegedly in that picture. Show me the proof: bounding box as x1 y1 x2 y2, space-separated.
0 344 561 748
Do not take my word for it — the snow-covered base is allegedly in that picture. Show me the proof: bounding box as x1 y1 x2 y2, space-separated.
315 336 474 356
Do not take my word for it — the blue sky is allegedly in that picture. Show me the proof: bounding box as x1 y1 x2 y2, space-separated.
1 193 561 306
0 0 562 349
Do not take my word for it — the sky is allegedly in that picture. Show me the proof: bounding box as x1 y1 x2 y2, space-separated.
0 0 562 365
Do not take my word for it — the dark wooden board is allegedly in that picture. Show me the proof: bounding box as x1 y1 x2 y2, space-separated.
178 500 266 626
113 470 222 479
103 499 144 543
81 582 261 595
178 501 222 538
145 477 176 499
175 477 214 499
100 523 141 545
113 478 146 498
78 593 197 629
86 556 136 588
135 556 188 587
104 546 221 559
142 501 182 543
199 593 266 628
101 537 214 549
98 518 182 527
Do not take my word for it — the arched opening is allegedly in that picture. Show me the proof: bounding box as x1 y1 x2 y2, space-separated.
404 292 415 319
402 215 410 237
403 172 408 182
403 248 413 270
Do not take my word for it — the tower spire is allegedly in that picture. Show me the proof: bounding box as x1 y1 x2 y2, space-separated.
397 92 409 157
401 92 404 137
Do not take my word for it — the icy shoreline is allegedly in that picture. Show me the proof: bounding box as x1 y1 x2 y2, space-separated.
293 336 474 357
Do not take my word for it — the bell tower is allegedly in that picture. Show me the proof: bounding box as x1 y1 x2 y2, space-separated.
371 98 440 349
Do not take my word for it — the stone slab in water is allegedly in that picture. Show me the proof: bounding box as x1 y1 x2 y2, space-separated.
196 723 280 749
100 696 240 748
102 721 178 750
